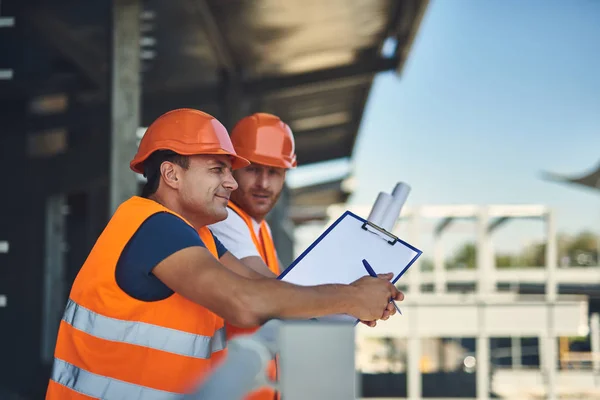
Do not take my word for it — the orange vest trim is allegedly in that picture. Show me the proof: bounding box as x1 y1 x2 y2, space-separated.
46 196 226 399
225 202 281 400
227 202 279 275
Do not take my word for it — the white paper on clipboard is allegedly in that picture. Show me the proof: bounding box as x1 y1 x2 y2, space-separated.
278 210 422 323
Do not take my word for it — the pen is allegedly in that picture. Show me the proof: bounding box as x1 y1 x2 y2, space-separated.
362 259 402 315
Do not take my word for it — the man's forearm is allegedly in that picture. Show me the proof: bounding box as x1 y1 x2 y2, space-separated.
219 252 277 280
240 256 278 279
241 279 358 323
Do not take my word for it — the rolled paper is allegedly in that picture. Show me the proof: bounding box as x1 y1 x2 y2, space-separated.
367 192 393 227
380 182 411 232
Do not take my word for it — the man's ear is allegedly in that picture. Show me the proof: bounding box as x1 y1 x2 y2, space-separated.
160 161 180 190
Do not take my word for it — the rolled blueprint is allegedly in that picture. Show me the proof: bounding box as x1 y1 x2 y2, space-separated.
380 182 411 232
367 192 393 227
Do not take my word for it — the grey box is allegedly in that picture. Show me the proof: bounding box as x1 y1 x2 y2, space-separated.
279 321 356 400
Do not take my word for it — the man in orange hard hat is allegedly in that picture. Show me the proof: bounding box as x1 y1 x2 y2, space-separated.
45 108 403 400
209 113 296 279
209 113 297 400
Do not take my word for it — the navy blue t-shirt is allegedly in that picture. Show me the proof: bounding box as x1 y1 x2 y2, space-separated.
115 212 228 302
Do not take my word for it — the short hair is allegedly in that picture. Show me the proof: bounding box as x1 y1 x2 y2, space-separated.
141 150 190 198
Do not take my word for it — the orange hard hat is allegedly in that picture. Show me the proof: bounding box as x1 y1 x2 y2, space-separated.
130 108 250 174
230 113 297 169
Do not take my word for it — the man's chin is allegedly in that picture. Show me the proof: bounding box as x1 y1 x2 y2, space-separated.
247 204 271 220
210 205 229 223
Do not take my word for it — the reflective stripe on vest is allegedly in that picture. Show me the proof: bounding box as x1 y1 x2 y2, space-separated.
62 299 226 359
51 358 180 400
46 197 227 399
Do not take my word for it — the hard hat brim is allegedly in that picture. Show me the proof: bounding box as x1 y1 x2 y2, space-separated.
130 148 250 174
233 150 297 170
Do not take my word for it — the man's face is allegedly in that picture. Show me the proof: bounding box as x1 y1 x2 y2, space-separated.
229 162 286 222
178 154 238 225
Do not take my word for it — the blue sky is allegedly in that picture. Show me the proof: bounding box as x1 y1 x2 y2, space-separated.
292 0 600 254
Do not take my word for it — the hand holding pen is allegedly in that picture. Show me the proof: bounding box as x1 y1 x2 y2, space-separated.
362 259 403 316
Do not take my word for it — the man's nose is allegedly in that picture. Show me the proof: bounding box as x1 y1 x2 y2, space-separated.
256 170 269 189
224 170 238 191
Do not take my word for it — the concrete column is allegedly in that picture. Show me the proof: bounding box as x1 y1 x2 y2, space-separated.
41 195 67 363
433 233 446 294
545 210 558 302
477 207 494 295
544 210 558 400
541 334 557 400
511 337 522 369
110 0 141 214
591 313 599 373
476 304 490 400
407 307 421 400
408 208 421 295
266 185 295 268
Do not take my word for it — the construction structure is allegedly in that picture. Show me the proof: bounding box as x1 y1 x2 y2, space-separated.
0 0 429 398
183 202 599 399
319 203 599 399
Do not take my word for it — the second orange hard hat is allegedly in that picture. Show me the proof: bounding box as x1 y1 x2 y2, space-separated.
230 113 297 169
130 108 250 174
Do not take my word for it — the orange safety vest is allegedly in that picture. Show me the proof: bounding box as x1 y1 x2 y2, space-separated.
227 202 280 275
224 201 280 400
46 196 227 400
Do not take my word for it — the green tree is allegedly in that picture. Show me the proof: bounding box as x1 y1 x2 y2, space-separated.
507 231 598 267
521 242 546 267
447 243 477 270
436 231 598 271
565 231 599 266
420 258 434 272
496 253 517 268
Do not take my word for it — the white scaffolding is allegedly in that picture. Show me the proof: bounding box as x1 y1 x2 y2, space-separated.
327 204 596 400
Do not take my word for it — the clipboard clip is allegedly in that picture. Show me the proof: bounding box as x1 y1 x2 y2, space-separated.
361 220 399 246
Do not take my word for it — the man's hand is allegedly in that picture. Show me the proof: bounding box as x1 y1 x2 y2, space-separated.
349 273 403 324
360 293 404 327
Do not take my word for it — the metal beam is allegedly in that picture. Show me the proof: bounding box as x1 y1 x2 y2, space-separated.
183 0 236 75
110 0 141 214
487 216 509 233
143 57 396 115
29 9 106 89
297 149 351 166
220 70 248 129
393 0 430 76
294 124 353 165
265 74 373 100
344 84 372 167
434 217 454 236
244 57 396 96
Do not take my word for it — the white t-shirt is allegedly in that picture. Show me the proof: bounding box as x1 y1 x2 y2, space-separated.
209 206 270 260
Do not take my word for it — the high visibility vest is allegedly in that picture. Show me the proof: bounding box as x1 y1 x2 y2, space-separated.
225 201 280 400
227 202 280 275
46 196 227 400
